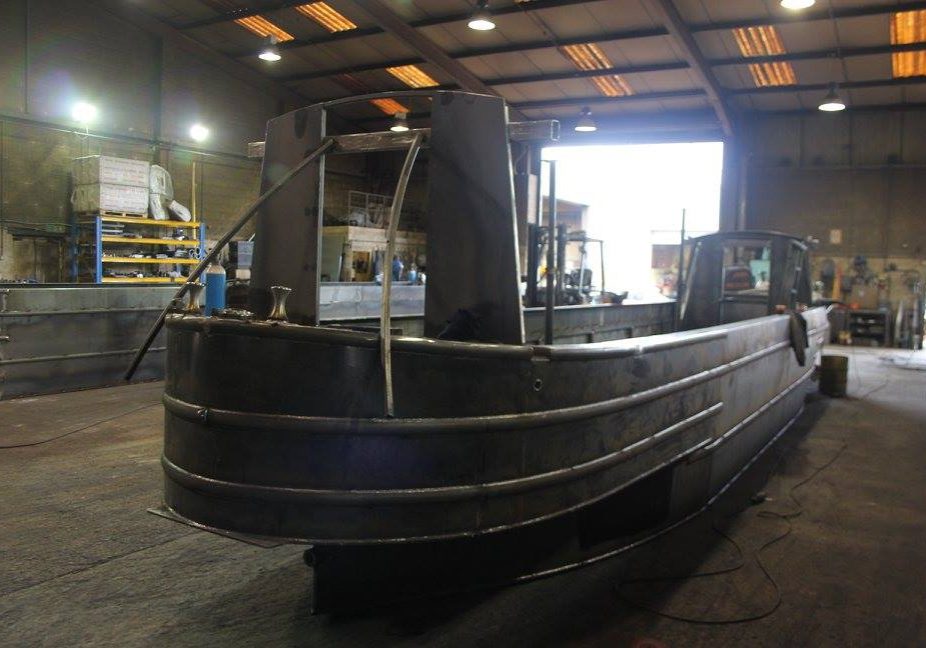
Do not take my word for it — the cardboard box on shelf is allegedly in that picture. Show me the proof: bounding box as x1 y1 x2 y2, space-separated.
72 183 149 215
72 155 150 187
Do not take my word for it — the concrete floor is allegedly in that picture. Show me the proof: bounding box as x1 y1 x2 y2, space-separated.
1 346 924 647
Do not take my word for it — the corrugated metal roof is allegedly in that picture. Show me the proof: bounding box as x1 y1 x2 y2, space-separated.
142 0 926 133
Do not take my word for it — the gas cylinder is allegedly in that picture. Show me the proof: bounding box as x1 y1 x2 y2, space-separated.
204 262 227 316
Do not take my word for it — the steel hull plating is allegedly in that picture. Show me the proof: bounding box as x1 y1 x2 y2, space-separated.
162 308 827 605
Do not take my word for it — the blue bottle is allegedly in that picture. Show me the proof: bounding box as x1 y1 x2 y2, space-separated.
204 262 226 315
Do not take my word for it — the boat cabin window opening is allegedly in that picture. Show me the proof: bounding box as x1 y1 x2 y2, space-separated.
722 242 772 297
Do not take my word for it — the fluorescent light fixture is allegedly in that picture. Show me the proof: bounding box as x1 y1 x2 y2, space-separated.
468 0 495 31
574 107 597 132
818 84 846 112
259 36 282 62
189 124 210 142
71 101 98 124
780 0 815 9
390 112 410 132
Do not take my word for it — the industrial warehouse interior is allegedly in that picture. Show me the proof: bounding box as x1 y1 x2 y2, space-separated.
2 0 926 646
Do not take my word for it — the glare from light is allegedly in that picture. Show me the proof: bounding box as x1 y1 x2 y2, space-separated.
189 123 210 142
780 0 815 9
390 112 410 132
818 84 846 112
71 101 98 124
818 99 846 112
468 1 495 31
259 36 282 61
575 107 597 132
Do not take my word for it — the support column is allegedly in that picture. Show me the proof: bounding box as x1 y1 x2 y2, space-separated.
719 136 748 232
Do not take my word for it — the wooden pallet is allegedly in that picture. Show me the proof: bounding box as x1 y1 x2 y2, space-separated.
74 210 149 218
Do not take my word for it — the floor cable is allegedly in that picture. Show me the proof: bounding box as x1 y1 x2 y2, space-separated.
0 402 159 449
613 436 848 625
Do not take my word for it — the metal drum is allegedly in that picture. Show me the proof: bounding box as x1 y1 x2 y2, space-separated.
820 354 849 397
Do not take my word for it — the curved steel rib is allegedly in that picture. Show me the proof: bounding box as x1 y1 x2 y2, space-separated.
381 132 424 416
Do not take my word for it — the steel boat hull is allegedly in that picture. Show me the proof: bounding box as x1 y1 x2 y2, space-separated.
160 307 827 609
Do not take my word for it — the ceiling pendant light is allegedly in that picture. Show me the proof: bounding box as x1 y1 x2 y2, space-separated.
780 0 815 9
818 83 846 112
390 112 410 132
467 0 496 31
574 107 597 132
259 36 282 62
189 123 210 143
71 101 98 125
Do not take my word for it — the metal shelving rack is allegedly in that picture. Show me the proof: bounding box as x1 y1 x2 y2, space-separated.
847 308 891 347
71 212 206 283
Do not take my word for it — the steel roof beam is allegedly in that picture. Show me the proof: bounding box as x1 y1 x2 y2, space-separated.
644 0 734 137
728 75 926 95
273 27 669 79
349 0 496 96
178 0 608 30
343 89 708 124
347 0 527 118
337 75 926 121
689 0 926 32
280 40 926 87
511 88 707 109
182 0 926 33
711 41 926 66
286 62 691 88
486 62 691 86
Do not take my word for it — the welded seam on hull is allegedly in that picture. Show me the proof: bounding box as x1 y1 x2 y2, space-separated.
161 401 723 506
162 325 824 434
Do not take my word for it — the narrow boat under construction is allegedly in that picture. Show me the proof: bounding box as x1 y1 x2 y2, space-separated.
140 91 829 612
